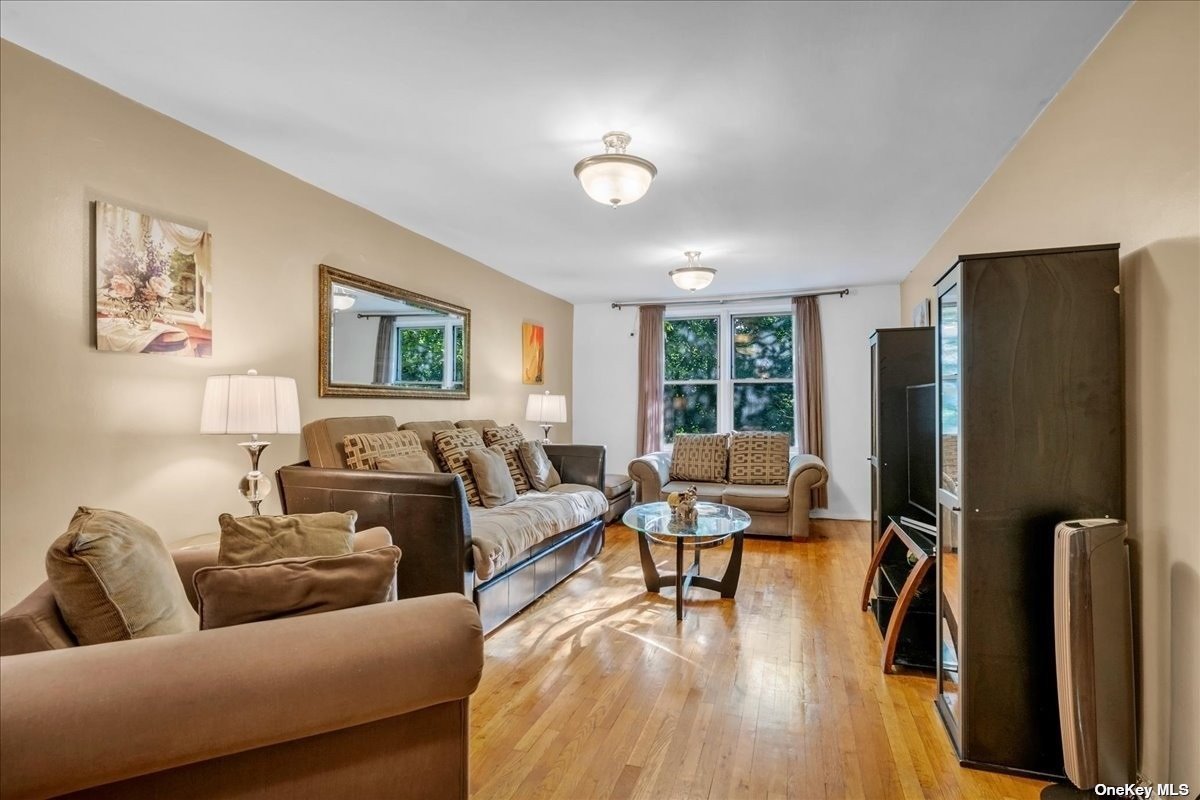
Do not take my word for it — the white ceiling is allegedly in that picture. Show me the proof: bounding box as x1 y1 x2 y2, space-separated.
0 1 1127 303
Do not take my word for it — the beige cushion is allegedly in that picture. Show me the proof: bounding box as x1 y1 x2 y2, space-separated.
217 511 357 566
455 419 499 436
661 480 726 504
399 420 457 467
44 507 198 645
722 484 790 513
376 452 437 473
519 440 561 491
727 431 791 485
604 473 633 499
342 430 423 471
468 446 518 508
301 416 398 469
194 546 401 630
669 433 729 483
433 427 486 506
482 424 532 493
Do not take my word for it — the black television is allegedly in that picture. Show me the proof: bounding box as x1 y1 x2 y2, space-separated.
906 383 937 520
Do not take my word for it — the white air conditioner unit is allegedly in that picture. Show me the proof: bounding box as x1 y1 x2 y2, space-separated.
1054 519 1137 790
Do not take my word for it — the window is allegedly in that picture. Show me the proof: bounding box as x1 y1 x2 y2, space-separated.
394 322 465 388
662 310 795 445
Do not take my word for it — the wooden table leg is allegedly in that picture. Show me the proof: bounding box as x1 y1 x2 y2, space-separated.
860 522 898 612
881 553 933 673
637 530 666 592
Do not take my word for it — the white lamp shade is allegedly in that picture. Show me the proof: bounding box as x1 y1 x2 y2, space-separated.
525 393 568 424
201 373 301 435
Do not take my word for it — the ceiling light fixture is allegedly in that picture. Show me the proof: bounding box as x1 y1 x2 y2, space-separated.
573 131 657 208
332 289 356 311
670 251 716 292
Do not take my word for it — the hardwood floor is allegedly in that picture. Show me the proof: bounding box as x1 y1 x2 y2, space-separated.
470 520 1049 800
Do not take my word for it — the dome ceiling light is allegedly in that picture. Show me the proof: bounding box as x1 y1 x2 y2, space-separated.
670 251 716 292
573 131 657 208
332 289 356 311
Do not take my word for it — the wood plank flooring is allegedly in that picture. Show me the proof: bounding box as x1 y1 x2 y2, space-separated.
469 520 1048 800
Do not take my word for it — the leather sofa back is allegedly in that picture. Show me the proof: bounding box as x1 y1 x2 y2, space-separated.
303 415 398 468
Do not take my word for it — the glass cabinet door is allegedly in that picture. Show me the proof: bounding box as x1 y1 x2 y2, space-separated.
935 276 963 742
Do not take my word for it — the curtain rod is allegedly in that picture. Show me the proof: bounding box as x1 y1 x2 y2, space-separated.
610 288 849 310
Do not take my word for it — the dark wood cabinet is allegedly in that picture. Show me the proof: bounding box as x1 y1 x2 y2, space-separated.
867 327 935 669
933 244 1123 779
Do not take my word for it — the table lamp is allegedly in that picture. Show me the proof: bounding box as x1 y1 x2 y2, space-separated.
201 369 301 514
525 391 567 443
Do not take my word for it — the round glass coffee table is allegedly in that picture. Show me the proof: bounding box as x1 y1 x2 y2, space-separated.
622 501 751 620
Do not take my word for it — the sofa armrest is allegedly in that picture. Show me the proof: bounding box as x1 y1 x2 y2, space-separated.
628 452 671 502
787 454 829 538
543 444 605 491
0 593 483 800
277 464 473 600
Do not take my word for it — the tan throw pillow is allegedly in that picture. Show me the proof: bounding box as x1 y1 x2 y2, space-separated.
468 446 518 508
342 430 424 470
45 507 198 645
376 452 437 473
670 433 730 483
217 511 356 566
433 428 485 506
194 546 401 630
728 431 791 485
518 440 561 492
481 425 532 493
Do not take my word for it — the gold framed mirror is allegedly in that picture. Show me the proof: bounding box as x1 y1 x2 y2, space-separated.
318 264 470 399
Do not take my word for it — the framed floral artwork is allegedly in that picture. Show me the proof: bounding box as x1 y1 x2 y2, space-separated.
522 322 544 384
94 201 213 357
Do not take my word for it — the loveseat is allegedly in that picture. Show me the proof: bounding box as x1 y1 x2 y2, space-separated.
0 530 484 800
276 416 609 633
628 434 828 538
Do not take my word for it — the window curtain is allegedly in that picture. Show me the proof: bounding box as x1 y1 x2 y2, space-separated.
792 295 828 509
636 305 665 456
373 316 397 384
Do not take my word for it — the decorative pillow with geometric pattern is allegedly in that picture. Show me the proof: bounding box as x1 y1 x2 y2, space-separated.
669 433 729 483
727 431 790 485
433 428 486 506
342 430 424 471
481 425 532 494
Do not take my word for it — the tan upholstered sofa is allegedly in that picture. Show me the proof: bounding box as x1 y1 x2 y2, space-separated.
628 449 828 538
0 530 483 800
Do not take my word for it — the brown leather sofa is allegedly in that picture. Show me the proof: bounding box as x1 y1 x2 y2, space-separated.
0 533 484 800
276 416 608 633
628 452 828 538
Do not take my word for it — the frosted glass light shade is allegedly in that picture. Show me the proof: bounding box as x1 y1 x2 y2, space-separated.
573 131 657 208
670 251 717 292
201 370 301 435
525 392 568 424
332 291 356 311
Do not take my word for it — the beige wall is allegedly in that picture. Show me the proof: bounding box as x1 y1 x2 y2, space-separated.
0 41 574 610
900 1 1198 785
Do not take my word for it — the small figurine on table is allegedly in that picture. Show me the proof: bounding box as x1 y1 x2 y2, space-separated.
667 485 700 529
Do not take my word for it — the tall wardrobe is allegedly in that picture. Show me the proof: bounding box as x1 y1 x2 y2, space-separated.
933 244 1123 778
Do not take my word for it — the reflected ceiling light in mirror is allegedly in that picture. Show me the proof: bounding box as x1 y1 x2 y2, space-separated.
332 288 356 311
573 131 657 208
670 251 716 292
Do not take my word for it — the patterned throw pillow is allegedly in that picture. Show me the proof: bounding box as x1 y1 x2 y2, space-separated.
669 433 729 483
727 431 791 485
433 428 486 506
482 425 532 493
343 430 424 471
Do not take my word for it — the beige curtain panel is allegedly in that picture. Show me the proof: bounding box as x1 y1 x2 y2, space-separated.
373 316 397 385
793 295 828 509
636 305 665 456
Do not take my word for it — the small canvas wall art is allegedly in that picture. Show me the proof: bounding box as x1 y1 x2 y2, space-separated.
522 322 544 384
94 201 213 357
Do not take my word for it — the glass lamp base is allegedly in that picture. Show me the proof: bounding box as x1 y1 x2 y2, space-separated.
238 439 271 515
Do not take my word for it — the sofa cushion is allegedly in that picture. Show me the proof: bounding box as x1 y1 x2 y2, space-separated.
467 486 608 581
0 582 77 656
722 484 791 513
45 507 199 645
376 452 437 473
468 446 518 508
519 440 561 491
434 428 486 506
661 480 726 504
399 420 457 467
194 546 401 629
727 431 791 485
301 415 398 469
669 433 729 483
455 419 499 437
482 424 532 493
342 430 424 471
218 511 357 566
604 473 633 499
